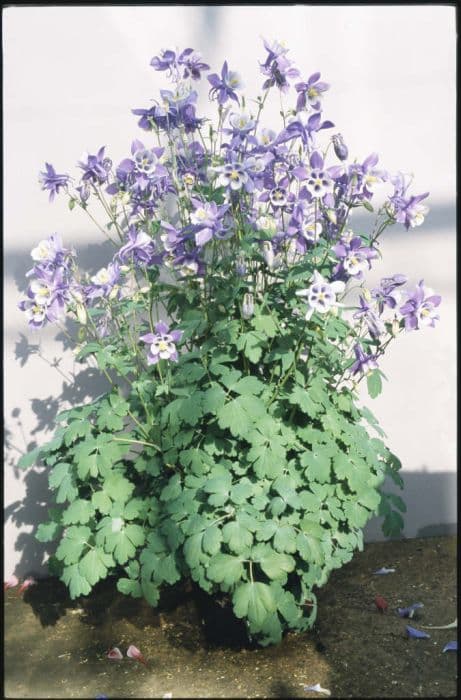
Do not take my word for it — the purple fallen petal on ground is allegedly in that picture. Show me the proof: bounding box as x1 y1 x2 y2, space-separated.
406 625 430 639
442 641 458 653
96 695 108 699
373 567 396 575
397 603 424 618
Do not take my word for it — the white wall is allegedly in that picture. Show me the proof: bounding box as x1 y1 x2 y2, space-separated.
4 6 456 577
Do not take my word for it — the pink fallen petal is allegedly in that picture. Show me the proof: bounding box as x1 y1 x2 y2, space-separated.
107 647 123 660
17 577 36 595
126 644 147 665
4 575 19 590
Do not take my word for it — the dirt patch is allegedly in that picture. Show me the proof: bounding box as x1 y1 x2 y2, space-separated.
4 536 457 698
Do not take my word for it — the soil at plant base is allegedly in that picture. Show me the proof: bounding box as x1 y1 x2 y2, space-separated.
4 536 457 699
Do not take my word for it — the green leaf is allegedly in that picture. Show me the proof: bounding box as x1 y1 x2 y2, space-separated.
259 550 295 580
217 395 266 438
178 392 204 426
117 577 142 597
63 420 92 446
233 582 277 628
160 474 182 502
17 445 43 469
55 526 91 565
49 463 78 503
61 563 92 599
382 509 404 537
252 313 277 339
91 491 113 515
104 472 135 504
288 385 319 418
202 525 222 556
273 525 297 554
222 520 253 554
367 370 382 399
202 385 227 414
36 521 61 543
183 532 203 569
62 499 95 525
232 376 265 396
79 548 114 586
207 553 244 587
247 438 286 479
203 472 231 507
236 331 266 364
301 447 331 483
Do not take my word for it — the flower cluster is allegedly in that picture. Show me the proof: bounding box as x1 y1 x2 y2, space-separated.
19 40 442 650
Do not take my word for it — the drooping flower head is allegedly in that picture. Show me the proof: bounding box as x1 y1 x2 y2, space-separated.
350 343 379 376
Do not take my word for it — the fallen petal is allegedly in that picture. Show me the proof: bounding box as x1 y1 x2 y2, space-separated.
127 644 147 665
375 595 388 612
303 683 331 696
4 575 19 590
373 567 396 575
107 647 123 660
397 603 424 618
162 694 173 699
17 577 36 595
406 625 430 639
442 641 458 653
96 695 108 699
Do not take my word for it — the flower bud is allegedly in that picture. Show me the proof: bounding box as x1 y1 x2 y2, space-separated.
363 287 372 302
392 318 400 336
326 209 337 225
76 303 87 325
242 293 255 320
261 241 275 269
332 133 348 161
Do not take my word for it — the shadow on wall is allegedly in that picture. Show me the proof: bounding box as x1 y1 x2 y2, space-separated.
364 470 457 542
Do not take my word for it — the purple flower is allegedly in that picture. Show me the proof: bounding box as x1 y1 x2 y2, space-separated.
295 72 330 111
208 61 243 105
39 163 70 202
189 199 230 246
388 173 430 230
406 625 430 640
78 147 111 185
177 48 210 80
399 280 441 331
214 161 252 192
348 153 387 199
150 49 177 75
333 235 377 279
350 344 378 376
353 296 386 339
29 233 73 272
281 111 335 147
296 270 345 321
140 321 183 364
118 226 157 265
371 274 407 314
86 262 121 301
397 603 424 619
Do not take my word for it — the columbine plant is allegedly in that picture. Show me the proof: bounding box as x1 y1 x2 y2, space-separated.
18 41 440 646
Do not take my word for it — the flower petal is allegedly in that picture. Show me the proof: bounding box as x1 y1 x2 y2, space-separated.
406 625 430 639
442 641 458 653
107 647 123 660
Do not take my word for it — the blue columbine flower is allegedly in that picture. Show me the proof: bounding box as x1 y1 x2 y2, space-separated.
39 163 70 202
208 61 243 105
140 321 183 364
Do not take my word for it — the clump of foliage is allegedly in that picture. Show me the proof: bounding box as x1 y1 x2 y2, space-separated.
18 40 440 646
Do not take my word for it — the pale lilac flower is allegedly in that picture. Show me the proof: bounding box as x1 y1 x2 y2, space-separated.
350 344 378 376
399 281 441 331
86 263 121 301
295 72 330 111
208 61 243 104
118 226 156 266
214 162 250 191
39 163 70 202
305 168 335 198
177 48 209 81
296 271 345 320
78 147 111 184
140 321 182 365
258 128 277 148
269 187 288 207
388 172 430 230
